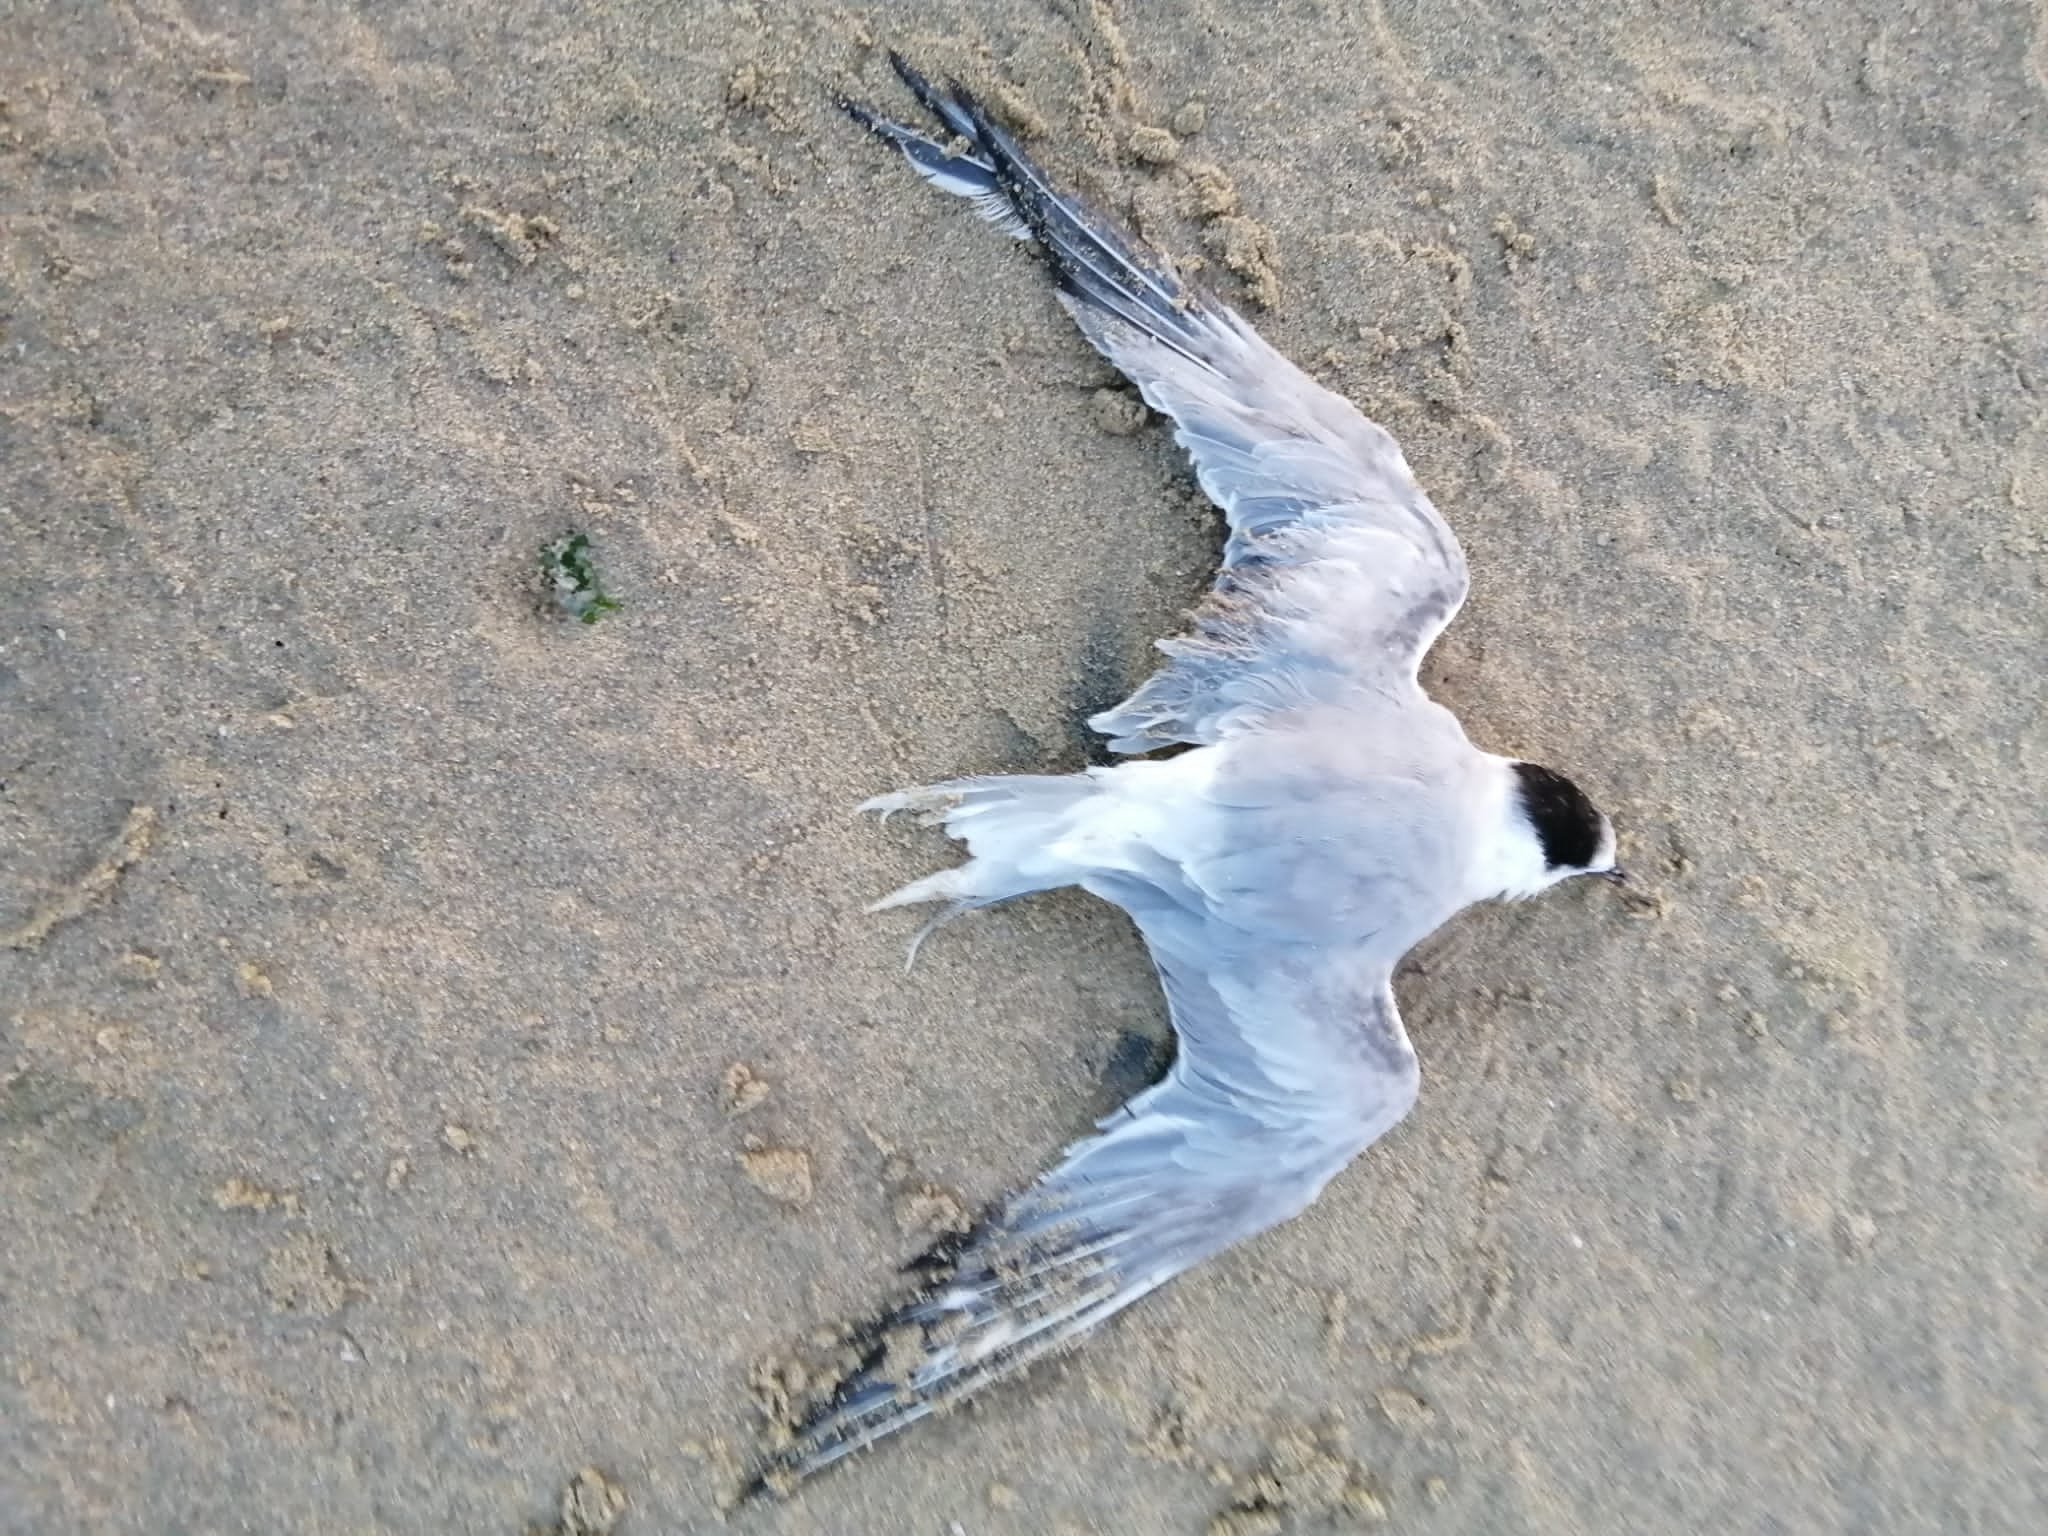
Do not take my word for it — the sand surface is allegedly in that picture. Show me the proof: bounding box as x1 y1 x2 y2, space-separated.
4 1 2044 1531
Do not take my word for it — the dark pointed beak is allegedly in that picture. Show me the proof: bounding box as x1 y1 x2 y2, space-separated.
1602 866 1629 886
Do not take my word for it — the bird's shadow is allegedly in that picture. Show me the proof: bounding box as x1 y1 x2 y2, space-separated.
1058 605 1132 769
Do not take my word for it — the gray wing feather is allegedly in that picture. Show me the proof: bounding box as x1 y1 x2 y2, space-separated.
842 54 1471 754
745 906 1417 1493
835 64 1024 237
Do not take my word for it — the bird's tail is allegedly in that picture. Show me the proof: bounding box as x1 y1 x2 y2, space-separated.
859 773 1102 963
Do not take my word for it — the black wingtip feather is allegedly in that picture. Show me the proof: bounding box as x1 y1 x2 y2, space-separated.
900 1210 997 1279
887 49 935 100
886 51 977 142
846 50 1218 367
737 1283 944 1501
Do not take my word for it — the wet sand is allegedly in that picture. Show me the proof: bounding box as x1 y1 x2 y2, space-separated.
3 1 2043 1530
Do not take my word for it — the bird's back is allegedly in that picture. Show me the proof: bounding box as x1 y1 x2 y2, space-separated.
1078 696 1489 970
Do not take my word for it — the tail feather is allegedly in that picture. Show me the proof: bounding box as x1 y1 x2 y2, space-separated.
858 774 1100 964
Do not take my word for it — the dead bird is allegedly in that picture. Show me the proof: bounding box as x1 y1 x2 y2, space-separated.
744 53 1628 1498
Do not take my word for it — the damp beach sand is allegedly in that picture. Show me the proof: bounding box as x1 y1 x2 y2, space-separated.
2 2 2042 1531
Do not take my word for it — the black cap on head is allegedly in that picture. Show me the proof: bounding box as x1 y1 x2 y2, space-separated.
1510 762 1604 871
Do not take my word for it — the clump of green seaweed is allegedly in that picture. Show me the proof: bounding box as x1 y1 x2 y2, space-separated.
539 531 621 624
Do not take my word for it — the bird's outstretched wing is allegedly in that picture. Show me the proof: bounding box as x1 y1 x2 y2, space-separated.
743 930 1418 1496
843 54 1470 754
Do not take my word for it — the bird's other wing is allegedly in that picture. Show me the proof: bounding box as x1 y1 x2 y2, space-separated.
742 932 1416 1496
843 53 1470 753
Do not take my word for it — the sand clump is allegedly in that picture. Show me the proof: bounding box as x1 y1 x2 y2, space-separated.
738 1142 813 1208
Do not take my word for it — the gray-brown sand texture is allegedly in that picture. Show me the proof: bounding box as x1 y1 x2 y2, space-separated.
3 2 2043 1531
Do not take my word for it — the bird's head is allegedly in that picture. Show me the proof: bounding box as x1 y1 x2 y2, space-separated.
1489 760 1624 901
